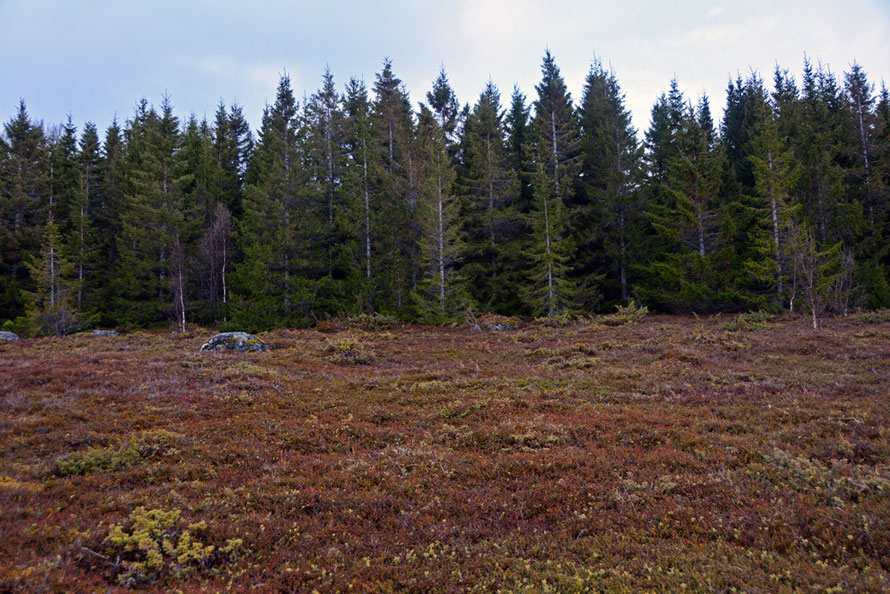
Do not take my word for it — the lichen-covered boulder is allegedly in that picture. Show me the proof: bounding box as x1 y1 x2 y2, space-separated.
91 329 119 337
200 332 268 352
0 330 20 342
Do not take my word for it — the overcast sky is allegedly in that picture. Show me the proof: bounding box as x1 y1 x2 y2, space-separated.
1 0 888 138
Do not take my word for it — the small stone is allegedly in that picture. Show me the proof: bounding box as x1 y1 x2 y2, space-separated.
91 329 119 337
200 331 268 353
0 330 20 342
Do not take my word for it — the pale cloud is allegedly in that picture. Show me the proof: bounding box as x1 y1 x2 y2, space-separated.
667 21 771 48
1 0 887 138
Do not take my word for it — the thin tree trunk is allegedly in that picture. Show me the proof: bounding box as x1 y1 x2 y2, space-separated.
619 209 627 302
221 241 227 305
437 152 445 316
768 151 784 301
326 122 335 225
49 223 56 308
544 190 554 316
388 124 394 171
771 196 783 297
177 267 186 333
854 95 873 228
697 220 706 258
548 109 559 315
551 110 559 197
78 204 84 309
363 143 371 281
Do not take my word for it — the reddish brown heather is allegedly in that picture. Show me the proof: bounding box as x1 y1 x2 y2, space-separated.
1 315 889 591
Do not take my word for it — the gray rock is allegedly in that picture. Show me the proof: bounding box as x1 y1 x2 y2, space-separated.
91 329 119 337
200 331 268 352
0 330 19 342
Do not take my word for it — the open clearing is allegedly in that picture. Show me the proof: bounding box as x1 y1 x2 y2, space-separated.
1 315 889 591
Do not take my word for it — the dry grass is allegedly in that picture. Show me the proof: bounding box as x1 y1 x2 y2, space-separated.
1 315 889 591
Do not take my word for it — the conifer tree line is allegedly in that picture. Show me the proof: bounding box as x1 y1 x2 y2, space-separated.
2 52 889 333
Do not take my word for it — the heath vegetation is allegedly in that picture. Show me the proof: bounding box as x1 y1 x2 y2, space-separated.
1 314 889 590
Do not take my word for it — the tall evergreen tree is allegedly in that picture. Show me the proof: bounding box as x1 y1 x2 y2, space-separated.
458 80 520 311
23 215 78 334
413 104 462 319
305 68 348 277
524 163 575 316
575 60 643 304
722 74 769 192
504 86 536 213
234 74 308 328
213 101 252 218
0 101 48 322
68 121 101 311
795 58 857 246
640 95 735 310
745 101 801 307
371 59 416 312
342 77 378 297
526 50 580 315
177 114 221 322
426 65 460 151
844 64 889 306
115 96 193 325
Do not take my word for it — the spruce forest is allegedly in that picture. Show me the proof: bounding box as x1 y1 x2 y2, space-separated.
3 52 889 334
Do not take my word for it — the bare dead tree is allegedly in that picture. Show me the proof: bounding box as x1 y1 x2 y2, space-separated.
202 204 233 316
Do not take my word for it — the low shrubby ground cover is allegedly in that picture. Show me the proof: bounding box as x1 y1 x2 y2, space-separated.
1 314 888 590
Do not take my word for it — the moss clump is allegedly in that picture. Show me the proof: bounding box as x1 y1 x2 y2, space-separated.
105 507 244 586
324 337 376 365
56 430 177 476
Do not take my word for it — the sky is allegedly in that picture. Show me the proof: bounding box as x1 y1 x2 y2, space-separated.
1 0 889 138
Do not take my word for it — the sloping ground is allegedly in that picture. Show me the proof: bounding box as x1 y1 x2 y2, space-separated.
1 315 889 591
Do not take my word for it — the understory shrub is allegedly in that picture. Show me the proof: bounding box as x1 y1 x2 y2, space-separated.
324 336 376 365
721 309 774 331
340 312 400 330
598 300 649 326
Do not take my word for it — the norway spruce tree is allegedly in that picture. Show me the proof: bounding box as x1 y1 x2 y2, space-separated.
213 101 252 219
527 50 579 315
1 101 49 324
524 163 575 316
371 59 417 313
458 81 520 312
745 101 801 307
305 68 348 278
115 96 195 326
68 121 101 312
640 96 734 310
575 60 643 304
342 77 379 301
843 63 889 306
504 86 536 214
413 104 462 320
23 215 78 335
234 74 308 328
